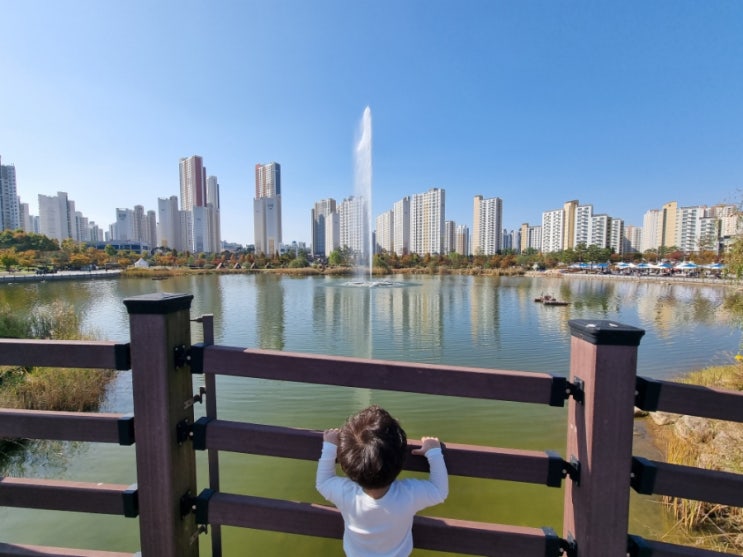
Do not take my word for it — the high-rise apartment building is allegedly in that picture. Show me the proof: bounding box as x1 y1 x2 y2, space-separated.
444 220 456 254
590 214 610 248
660 201 678 249
609 218 624 254
311 198 337 258
325 211 340 257
339 195 368 258
455 225 469 256
392 197 410 256
641 209 662 253
574 204 593 247
157 196 182 250
254 162 282 256
472 195 502 255
623 225 642 254
410 188 445 255
563 200 579 250
179 156 206 212
541 209 564 253
376 210 394 254
0 157 20 231
38 192 75 241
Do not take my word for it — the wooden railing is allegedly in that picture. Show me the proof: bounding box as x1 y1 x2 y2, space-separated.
0 292 742 556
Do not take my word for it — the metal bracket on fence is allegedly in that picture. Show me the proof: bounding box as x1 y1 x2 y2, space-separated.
545 451 566 487
117 413 135 445
191 416 212 451
562 456 581 486
189 342 205 374
184 386 207 409
627 534 652 557
174 343 205 373
565 377 584 404
175 416 212 449
174 344 190 369
176 418 193 445
180 488 215 524
634 377 661 411
560 532 578 557
630 456 657 495
122 483 139 518
540 527 562 556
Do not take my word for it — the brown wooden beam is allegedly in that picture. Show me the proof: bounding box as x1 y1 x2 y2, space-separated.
0 477 135 516
0 340 130 370
636 377 743 422
200 420 563 486
0 409 132 445
202 346 562 405
0 543 134 557
205 493 558 556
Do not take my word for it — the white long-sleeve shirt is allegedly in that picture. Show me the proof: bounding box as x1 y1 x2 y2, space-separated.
316 442 449 557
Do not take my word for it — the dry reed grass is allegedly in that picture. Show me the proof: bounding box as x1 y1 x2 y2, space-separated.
661 364 743 551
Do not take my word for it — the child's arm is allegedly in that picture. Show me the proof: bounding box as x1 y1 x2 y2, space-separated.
315 428 340 497
412 436 448 503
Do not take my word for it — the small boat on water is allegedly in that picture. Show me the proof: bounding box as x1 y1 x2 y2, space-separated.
542 299 570 306
535 294 570 306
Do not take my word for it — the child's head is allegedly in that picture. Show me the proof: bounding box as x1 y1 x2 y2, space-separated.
338 405 407 490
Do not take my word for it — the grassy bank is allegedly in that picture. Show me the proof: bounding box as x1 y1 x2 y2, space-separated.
0 302 115 460
646 364 743 551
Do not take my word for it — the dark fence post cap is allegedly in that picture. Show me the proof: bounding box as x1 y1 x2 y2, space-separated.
123 292 194 315
568 319 645 346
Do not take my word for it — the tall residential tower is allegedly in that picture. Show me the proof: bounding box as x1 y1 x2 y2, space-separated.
254 162 282 256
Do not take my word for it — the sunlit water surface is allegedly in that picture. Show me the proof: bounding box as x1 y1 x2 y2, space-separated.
0 274 738 555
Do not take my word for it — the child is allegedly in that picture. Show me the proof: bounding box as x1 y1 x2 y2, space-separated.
316 405 449 557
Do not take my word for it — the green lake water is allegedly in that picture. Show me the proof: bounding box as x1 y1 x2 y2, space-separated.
0 274 738 555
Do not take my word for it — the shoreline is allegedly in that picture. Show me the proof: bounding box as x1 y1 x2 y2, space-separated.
0 269 122 283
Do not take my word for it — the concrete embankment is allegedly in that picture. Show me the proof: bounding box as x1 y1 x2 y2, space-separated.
0 270 122 283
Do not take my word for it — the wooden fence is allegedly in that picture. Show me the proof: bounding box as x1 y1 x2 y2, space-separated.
0 292 742 556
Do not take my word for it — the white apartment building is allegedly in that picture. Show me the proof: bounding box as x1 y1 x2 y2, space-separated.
444 220 456 254
0 157 20 231
325 211 340 257
376 210 394 253
574 204 593 247
392 197 410 255
623 225 642 254
609 218 624 255
339 195 369 258
472 195 502 255
311 198 337 258
157 196 182 250
38 192 75 241
640 209 661 253
410 188 445 255
455 225 469 256
541 209 564 253
590 214 610 248
254 162 282 256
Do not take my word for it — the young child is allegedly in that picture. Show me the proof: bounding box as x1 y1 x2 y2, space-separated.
316 405 449 557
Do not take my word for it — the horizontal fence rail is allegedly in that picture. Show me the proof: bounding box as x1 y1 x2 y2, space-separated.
0 409 134 445
197 491 564 557
191 419 569 487
627 535 738 557
196 345 569 406
632 457 743 508
0 339 131 371
0 543 135 557
0 477 138 517
635 377 743 422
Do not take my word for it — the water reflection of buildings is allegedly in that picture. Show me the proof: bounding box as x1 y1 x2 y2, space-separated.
469 277 502 351
255 274 284 350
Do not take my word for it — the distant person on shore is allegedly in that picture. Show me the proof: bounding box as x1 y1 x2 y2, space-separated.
316 405 448 556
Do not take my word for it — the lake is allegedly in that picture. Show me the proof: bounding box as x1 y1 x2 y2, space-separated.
0 273 739 555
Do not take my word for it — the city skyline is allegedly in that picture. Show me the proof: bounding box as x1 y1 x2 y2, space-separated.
2 2 742 245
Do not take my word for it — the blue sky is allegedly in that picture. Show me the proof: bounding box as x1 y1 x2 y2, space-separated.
2 1 742 246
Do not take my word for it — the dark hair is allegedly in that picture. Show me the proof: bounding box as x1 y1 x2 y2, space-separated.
337 405 407 490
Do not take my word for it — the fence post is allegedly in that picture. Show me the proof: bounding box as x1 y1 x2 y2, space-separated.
563 319 645 556
124 293 199 557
